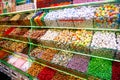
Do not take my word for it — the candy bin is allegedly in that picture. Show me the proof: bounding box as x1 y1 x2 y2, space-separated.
27 62 45 77
30 46 44 59
90 31 117 59
87 57 112 80
51 51 73 67
54 30 74 50
112 61 120 80
73 6 95 28
67 54 90 73
44 11 59 27
94 4 119 29
37 67 56 80
70 30 93 54
10 14 21 25
38 29 60 48
40 49 58 62
57 8 75 27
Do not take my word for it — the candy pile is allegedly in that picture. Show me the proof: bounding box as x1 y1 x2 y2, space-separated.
91 31 117 49
41 49 58 62
23 29 47 40
0 40 27 53
67 55 90 72
94 4 120 28
30 47 44 58
73 6 95 28
38 29 60 47
27 62 45 77
54 30 74 50
37 67 56 80
51 51 73 67
7 55 32 72
112 61 120 80
116 33 120 60
87 58 112 80
70 30 93 53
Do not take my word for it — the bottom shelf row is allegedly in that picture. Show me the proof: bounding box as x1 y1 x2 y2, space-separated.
0 48 120 80
0 49 84 80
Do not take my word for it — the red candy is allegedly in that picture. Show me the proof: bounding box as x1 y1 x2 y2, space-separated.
37 67 56 80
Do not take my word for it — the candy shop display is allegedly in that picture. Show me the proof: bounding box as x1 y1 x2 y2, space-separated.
54 30 74 50
40 49 58 62
67 55 90 72
112 61 120 80
87 58 112 80
51 51 73 67
38 29 60 47
94 4 120 29
70 30 93 53
27 62 45 77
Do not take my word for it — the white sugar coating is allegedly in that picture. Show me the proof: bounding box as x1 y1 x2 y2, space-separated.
20 61 32 72
40 29 60 41
44 6 96 27
117 33 120 50
91 32 117 49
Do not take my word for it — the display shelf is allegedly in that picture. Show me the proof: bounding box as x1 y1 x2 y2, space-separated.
39 0 119 10
0 36 120 63
0 59 34 80
0 48 88 80
0 0 119 16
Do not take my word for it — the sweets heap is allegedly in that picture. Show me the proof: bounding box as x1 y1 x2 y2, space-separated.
94 4 120 28
70 30 93 53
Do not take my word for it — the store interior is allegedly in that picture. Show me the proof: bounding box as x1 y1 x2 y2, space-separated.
0 0 120 80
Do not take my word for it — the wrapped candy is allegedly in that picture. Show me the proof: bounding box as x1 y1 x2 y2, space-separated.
70 30 93 53
54 30 74 50
91 31 117 59
67 54 90 72
51 51 73 67
73 6 95 28
38 29 60 48
94 4 119 29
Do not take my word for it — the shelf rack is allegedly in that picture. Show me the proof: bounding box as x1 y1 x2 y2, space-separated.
0 0 120 80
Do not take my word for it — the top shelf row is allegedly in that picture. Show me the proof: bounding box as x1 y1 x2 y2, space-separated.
0 0 119 16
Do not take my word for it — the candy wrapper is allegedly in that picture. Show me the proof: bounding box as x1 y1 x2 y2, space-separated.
51 51 73 67
94 4 120 29
87 58 112 80
67 55 90 72
38 29 60 48
91 31 117 59
70 30 93 53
